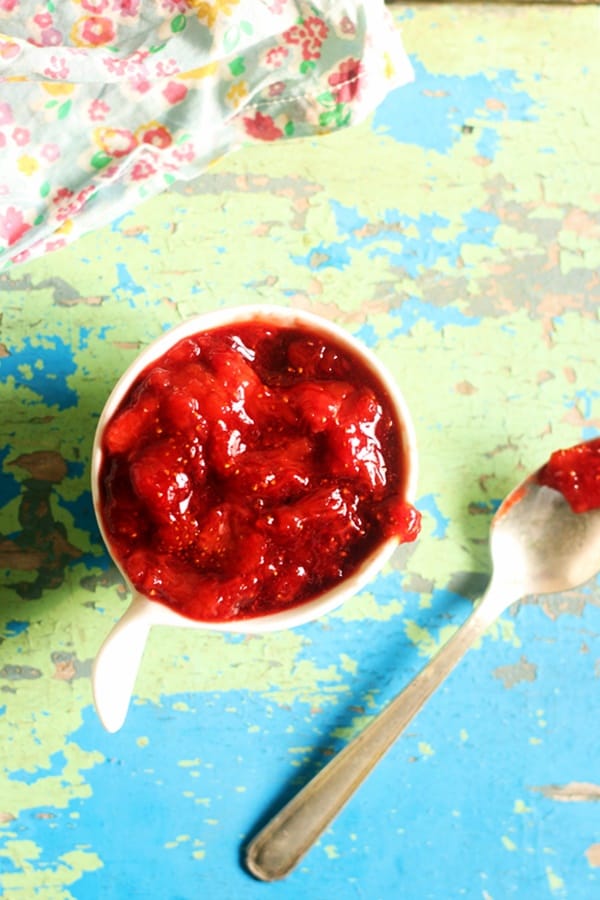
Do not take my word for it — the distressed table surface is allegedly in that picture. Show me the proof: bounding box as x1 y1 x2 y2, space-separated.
1 5 599 899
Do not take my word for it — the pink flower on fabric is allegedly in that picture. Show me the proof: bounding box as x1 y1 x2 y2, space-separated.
43 56 69 79
81 0 109 12
46 238 67 252
173 142 195 163
283 16 328 62
99 163 119 179
53 187 75 204
264 46 288 69
55 184 96 222
163 81 187 106
0 0 18 12
338 16 356 37
156 59 180 77
56 203 74 222
34 12 53 28
71 16 116 47
263 0 287 12
129 74 152 94
41 143 61 162
328 58 364 104
0 40 20 61
268 81 286 98
12 127 30 147
129 48 149 67
113 0 141 18
243 111 283 142
103 57 128 76
131 159 156 181
0 207 31 248
89 98 110 121
40 28 63 47
0 102 13 126
10 248 32 265
159 0 189 12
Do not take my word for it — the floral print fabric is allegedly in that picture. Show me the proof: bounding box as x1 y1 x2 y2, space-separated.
0 1 413 270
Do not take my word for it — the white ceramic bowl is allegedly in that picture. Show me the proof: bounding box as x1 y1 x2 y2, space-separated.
91 304 418 731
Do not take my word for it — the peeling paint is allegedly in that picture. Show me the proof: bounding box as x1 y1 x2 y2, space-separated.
531 782 600 803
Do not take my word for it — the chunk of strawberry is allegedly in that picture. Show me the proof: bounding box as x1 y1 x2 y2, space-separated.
143 367 171 393
180 571 261 621
154 515 200 554
189 502 265 577
192 503 242 563
538 439 600 513
248 385 298 435
226 438 314 505
125 549 215 612
274 485 363 540
129 547 262 620
208 348 277 431
271 486 365 586
260 556 312 611
161 387 208 438
171 361 254 443
129 436 205 525
163 337 202 368
102 465 149 543
286 380 353 433
103 391 160 456
169 361 210 392
287 336 351 379
326 388 389 491
209 348 262 396
371 495 421 542
206 422 249 477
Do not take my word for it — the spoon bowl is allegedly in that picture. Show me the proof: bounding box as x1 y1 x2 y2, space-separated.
245 461 600 881
491 476 600 596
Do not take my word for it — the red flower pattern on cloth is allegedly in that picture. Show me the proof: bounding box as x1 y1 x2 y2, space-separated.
328 57 364 104
0 1 413 269
138 123 173 149
283 15 328 61
242 111 284 141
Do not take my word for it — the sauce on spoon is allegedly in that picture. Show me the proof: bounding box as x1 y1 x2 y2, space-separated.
537 437 600 513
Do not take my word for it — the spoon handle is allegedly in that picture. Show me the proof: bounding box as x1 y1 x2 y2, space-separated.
245 584 512 881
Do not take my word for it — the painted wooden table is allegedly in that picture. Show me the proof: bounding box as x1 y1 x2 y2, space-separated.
1 4 599 898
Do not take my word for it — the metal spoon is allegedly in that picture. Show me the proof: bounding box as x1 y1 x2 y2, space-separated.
245 471 600 881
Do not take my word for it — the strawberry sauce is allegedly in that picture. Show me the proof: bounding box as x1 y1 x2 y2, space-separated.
99 322 421 621
537 437 600 513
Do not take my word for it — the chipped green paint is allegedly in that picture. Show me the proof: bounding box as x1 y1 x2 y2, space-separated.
404 620 460 658
0 842 102 896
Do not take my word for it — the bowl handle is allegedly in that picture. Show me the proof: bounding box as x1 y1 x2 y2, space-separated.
92 593 153 733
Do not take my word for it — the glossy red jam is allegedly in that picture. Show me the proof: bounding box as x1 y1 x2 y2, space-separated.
537 437 600 513
99 321 420 621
